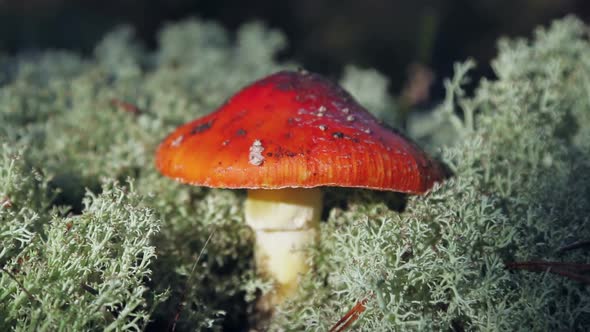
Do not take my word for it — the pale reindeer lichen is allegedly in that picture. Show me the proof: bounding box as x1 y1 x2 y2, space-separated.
1 15 590 331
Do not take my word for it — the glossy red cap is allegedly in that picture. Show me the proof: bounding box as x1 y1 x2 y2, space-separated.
156 70 445 194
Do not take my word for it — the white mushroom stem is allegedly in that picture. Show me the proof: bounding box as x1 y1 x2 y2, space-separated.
244 187 323 308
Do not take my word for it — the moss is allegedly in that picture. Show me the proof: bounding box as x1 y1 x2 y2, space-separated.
1 174 162 330
0 18 286 330
272 16 590 331
2 15 590 331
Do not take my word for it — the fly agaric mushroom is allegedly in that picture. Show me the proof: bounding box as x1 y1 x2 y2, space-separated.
155 70 445 309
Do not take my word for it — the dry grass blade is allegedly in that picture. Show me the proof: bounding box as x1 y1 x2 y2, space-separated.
168 229 216 331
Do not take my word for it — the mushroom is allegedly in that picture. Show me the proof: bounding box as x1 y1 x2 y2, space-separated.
155 70 445 310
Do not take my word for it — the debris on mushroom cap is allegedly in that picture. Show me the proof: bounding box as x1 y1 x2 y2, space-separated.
155 70 446 193
249 139 265 166
170 135 184 147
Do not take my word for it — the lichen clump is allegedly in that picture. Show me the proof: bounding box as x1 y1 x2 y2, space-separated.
2 15 590 331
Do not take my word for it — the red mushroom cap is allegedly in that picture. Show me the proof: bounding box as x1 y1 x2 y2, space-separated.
156 70 445 193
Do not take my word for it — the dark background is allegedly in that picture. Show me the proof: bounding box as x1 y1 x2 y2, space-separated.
1 0 589 102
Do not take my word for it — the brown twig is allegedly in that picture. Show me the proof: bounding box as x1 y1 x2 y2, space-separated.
557 240 590 253
110 99 143 115
0 265 36 302
1 196 13 209
80 283 99 296
400 62 435 107
65 221 73 234
329 295 373 332
506 260 590 284
506 261 590 271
